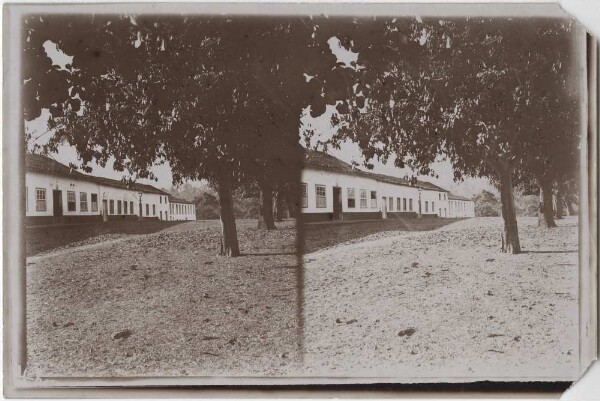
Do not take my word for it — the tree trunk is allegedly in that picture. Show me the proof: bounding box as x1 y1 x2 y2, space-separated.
260 180 276 230
257 190 265 229
217 170 240 257
498 165 521 254
538 180 557 228
554 193 564 219
566 200 575 216
275 191 286 221
285 190 298 218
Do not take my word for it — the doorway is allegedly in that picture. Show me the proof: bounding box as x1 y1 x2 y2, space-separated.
382 196 388 219
52 190 63 217
102 199 108 222
332 186 342 220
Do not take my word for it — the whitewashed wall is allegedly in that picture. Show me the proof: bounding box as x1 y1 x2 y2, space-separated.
26 171 171 220
301 168 451 216
448 199 475 218
169 202 196 221
26 172 103 217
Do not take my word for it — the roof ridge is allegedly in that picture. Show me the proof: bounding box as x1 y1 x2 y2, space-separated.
304 149 450 192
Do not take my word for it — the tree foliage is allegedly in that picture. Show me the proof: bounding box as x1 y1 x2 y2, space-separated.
23 15 355 255
320 17 582 253
473 190 501 217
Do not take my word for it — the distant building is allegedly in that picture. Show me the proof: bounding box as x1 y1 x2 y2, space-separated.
25 154 196 225
301 150 475 222
168 196 196 221
447 193 475 218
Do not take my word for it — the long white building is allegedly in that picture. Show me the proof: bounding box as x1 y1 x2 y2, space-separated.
301 150 475 222
25 154 196 225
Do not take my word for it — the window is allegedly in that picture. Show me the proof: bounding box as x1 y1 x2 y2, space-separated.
425 201 429 213
153 204 156 215
124 201 128 215
403 198 407 211
360 190 367 209
130 201 134 215
160 211 162 219
109 200 114 214
67 191 76 212
315 184 326 208
439 193 441 201
160 196 162 204
444 193 447 201
117 200 122 215
35 188 46 211
80 192 88 212
26 187 28 212
388 197 393 211
146 203 149 216
409 199 413 211
370 191 377 209
91 194 98 212
301 183 308 208
347 188 356 208
432 201 435 213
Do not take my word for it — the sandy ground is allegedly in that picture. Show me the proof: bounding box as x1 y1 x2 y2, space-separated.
26 220 301 378
302 216 579 381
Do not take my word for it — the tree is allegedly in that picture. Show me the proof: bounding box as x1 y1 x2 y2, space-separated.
23 15 342 256
324 17 581 254
473 190 501 217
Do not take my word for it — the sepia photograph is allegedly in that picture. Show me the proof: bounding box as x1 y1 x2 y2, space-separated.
2 1 597 395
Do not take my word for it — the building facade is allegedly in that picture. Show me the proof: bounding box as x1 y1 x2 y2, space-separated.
447 193 476 218
25 154 196 225
301 150 475 222
169 197 197 221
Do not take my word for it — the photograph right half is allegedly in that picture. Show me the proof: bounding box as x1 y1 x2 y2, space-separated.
298 11 595 382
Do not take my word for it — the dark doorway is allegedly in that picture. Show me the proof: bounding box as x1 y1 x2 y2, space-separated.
102 199 108 222
333 186 342 220
52 190 63 217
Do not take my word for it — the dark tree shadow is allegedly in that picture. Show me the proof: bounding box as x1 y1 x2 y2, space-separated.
521 250 578 254
241 252 297 257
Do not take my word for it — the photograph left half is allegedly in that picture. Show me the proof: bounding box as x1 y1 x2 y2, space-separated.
18 13 304 379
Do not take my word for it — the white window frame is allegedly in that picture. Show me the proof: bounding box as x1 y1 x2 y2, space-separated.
370 191 377 209
347 188 356 209
359 189 367 209
80 192 88 212
35 188 46 212
91 193 98 212
301 183 308 208
315 184 326 208
67 191 76 212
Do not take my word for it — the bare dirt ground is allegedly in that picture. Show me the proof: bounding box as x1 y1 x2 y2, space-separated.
302 216 579 380
26 219 301 378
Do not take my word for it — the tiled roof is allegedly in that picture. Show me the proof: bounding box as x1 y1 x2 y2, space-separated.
448 193 472 201
25 154 169 196
304 149 357 175
169 196 195 205
304 149 450 193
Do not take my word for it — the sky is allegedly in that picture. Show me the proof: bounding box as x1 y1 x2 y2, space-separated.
26 29 497 198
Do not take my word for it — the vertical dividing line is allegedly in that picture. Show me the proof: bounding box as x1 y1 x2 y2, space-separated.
295 148 305 367
580 32 598 375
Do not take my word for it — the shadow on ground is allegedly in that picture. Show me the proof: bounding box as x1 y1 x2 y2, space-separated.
25 220 186 257
302 217 464 254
